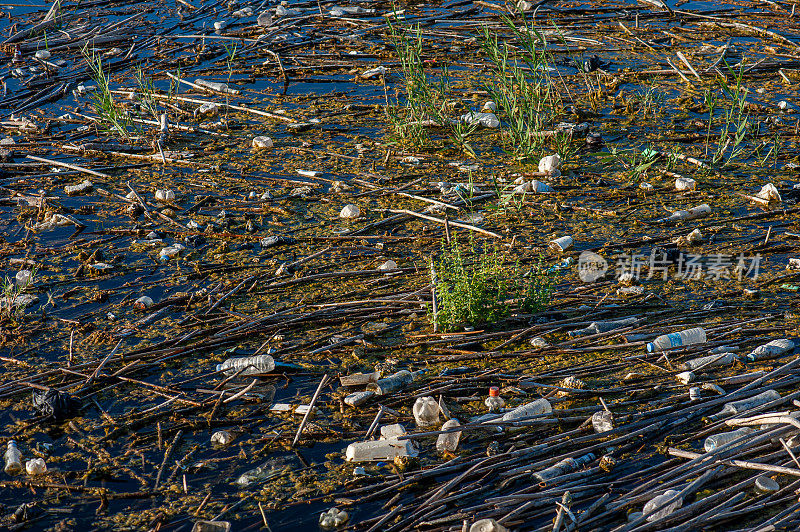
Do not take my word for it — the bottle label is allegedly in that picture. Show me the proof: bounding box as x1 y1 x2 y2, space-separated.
667 333 683 347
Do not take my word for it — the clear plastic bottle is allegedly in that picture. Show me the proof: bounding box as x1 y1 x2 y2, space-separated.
569 317 638 338
502 398 552 422
533 452 595 482
368 370 413 395
704 427 754 452
706 390 781 422
413 397 440 428
436 419 462 453
746 339 795 362
592 411 614 433
681 352 734 371
216 354 275 375
643 489 682 522
4 440 22 475
647 327 707 352
485 387 505 413
344 439 417 462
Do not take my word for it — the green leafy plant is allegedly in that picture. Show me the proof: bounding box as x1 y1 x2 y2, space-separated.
430 236 554 331
479 14 560 160
83 45 132 138
385 20 477 155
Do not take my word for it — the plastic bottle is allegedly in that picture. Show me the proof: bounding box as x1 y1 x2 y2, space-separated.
216 354 275 375
533 452 595 482
681 352 734 371
502 398 552 422
25 458 46 475
413 397 440 428
642 489 682 522
436 419 462 453
485 387 505 413
592 411 614 433
704 427 754 452
706 390 781 422
367 370 413 395
4 441 22 475
746 339 795 362
569 317 638 338
646 327 707 352
344 390 374 407
344 439 417 462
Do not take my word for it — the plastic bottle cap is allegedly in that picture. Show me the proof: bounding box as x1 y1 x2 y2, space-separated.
489 386 499 397
215 364 223 372
646 342 654 353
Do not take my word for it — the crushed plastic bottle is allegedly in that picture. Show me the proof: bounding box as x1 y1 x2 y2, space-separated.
158 243 186 262
681 352 734 371
211 430 234 446
340 204 360 219
533 452 595 482
656 204 711 224
646 327 707 352
216 354 275 375
706 389 781 422
367 370 413 395
592 410 614 433
25 458 46 475
485 387 505 413
569 317 638 338
344 439 418 462
4 440 22 475
460 111 500 128
252 136 273 149
436 419 462 452
155 189 175 202
502 398 552 422
413 397 440 428
746 339 795 362
15 270 32 288
704 427 753 452
642 489 682 522
319 508 349 529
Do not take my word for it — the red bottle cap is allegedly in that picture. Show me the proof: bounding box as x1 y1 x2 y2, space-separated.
489 386 499 397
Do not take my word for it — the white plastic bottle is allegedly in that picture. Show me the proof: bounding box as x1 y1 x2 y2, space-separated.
502 398 552 422
4 441 22 475
485 387 505 413
413 397 440 428
643 489 682 522
216 354 275 375
704 427 754 452
436 419 462 453
646 327 707 352
746 339 795 362
706 390 781 422
533 452 595 482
